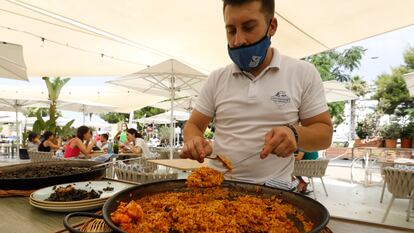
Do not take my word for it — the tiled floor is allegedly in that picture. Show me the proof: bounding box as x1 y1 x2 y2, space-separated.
312 162 414 230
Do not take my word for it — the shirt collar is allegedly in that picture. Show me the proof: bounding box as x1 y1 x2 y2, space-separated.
231 48 281 75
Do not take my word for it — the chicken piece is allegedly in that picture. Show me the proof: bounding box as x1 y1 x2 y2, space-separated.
126 200 144 221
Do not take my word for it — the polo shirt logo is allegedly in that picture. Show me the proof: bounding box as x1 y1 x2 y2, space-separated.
271 91 291 105
249 56 261 67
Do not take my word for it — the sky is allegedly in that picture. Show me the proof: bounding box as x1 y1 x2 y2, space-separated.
1 24 414 121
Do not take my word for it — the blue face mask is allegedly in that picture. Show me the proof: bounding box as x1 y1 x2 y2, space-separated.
227 23 272 71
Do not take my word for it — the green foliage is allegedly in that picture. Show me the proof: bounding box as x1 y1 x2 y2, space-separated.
373 47 414 116
100 112 129 124
25 107 49 117
158 125 171 141
204 127 214 139
134 106 165 119
348 75 368 97
401 122 414 139
42 76 70 122
0 124 3 132
305 46 365 82
327 102 345 127
373 66 413 115
379 123 402 139
355 114 378 139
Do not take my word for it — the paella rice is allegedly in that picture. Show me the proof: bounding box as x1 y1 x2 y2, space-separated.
111 187 313 233
111 168 313 232
186 167 224 188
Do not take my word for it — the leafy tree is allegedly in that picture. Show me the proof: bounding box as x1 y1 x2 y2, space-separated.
372 47 414 116
24 107 49 117
305 46 366 126
100 112 129 124
32 77 74 136
347 76 368 139
134 106 165 119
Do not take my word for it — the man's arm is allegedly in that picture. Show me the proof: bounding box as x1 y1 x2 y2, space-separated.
296 111 333 151
180 110 214 162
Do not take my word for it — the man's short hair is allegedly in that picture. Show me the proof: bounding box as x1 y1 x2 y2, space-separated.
101 133 109 140
222 0 274 21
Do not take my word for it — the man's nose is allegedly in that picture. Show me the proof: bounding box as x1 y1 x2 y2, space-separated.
233 31 247 47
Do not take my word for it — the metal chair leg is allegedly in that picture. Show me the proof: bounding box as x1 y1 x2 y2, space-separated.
320 177 328 197
380 181 386 203
310 178 316 199
408 197 412 222
382 196 395 223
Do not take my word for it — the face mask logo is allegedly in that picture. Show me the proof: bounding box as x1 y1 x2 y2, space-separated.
227 21 272 71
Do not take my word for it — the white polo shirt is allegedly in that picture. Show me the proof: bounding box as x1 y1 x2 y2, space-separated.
195 48 328 184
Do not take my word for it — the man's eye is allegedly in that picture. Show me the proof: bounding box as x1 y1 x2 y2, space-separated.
243 26 254 32
227 29 236 35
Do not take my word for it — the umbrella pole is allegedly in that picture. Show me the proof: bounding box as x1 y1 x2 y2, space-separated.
15 106 19 158
170 76 175 159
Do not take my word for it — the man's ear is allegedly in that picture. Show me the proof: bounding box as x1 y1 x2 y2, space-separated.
269 17 278 36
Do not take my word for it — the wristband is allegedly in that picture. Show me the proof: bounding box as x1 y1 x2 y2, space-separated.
286 125 299 148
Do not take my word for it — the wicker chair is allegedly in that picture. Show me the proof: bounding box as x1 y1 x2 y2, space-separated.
114 157 178 184
381 167 414 223
293 159 330 199
27 151 61 162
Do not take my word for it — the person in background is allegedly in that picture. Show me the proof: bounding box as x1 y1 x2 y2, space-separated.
27 131 40 150
96 133 109 152
64 126 96 158
115 123 128 144
295 151 319 193
38 131 60 152
124 128 152 158
150 135 160 147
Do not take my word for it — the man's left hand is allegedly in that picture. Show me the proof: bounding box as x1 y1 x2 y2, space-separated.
260 126 297 159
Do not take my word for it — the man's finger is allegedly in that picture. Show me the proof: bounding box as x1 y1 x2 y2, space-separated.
261 133 283 159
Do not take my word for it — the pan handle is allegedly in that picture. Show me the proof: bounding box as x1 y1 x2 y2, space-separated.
63 212 104 233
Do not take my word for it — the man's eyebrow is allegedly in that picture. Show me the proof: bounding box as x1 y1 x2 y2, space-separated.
225 19 258 28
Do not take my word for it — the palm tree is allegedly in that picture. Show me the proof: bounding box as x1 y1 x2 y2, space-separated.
43 76 70 123
347 76 368 140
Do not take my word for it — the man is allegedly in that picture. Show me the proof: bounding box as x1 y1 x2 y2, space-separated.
96 133 109 151
180 0 333 184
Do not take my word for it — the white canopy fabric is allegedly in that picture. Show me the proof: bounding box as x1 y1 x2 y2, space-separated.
0 41 28 80
0 84 165 113
109 59 207 158
1 0 413 76
57 100 119 124
323 80 358 103
150 96 197 113
136 110 190 125
403 72 414 96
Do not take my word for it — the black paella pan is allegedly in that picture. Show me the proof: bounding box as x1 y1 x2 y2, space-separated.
64 179 330 233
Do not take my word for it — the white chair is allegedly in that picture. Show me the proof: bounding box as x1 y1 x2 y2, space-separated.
292 159 329 199
382 167 414 222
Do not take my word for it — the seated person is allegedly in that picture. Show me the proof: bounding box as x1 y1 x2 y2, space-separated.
96 133 109 152
64 126 96 159
122 128 152 158
295 151 319 194
27 132 40 150
149 135 160 147
38 131 60 152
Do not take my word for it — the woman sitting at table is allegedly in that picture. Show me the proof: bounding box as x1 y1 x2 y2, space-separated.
123 128 152 158
38 131 60 152
27 131 41 150
64 126 96 158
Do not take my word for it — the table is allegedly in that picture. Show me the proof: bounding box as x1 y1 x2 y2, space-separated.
147 159 208 170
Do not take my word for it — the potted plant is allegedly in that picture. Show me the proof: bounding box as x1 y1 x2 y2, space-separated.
401 122 413 148
379 123 401 148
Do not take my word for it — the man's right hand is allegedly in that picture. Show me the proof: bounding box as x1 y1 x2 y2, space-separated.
180 136 212 163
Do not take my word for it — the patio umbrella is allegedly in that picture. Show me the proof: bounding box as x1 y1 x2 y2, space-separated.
403 72 414 96
150 96 197 113
108 59 207 158
323 80 358 103
57 100 119 124
0 41 28 81
0 97 50 156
